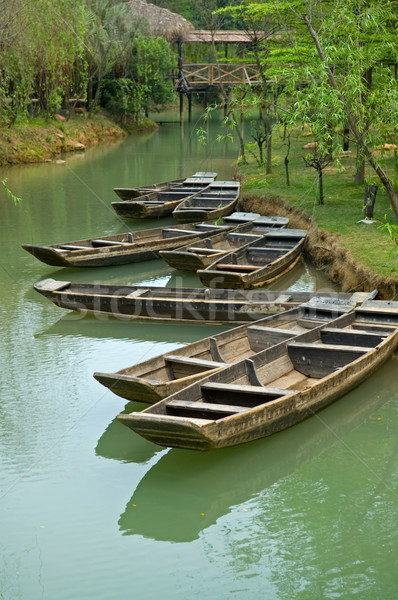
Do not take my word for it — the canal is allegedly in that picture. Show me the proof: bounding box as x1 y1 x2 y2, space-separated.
1 111 397 599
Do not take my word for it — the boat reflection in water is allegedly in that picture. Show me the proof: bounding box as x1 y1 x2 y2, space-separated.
95 402 162 464
118 355 397 542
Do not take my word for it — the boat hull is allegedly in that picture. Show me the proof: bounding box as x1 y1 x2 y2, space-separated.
119 309 398 449
22 223 234 268
33 280 361 323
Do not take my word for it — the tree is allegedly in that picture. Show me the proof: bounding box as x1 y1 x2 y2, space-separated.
281 0 398 219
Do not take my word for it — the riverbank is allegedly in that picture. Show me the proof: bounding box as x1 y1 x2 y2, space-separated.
239 130 398 300
0 113 157 166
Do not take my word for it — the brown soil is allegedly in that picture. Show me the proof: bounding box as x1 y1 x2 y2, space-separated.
0 115 129 166
241 194 398 300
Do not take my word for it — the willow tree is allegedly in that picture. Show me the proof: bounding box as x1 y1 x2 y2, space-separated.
281 0 398 219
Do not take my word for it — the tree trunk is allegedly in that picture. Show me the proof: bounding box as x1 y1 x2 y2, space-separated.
318 167 324 204
304 15 398 221
343 125 350 151
364 184 378 218
285 156 290 186
355 143 366 183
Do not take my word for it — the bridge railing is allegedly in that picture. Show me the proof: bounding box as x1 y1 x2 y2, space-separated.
174 63 260 88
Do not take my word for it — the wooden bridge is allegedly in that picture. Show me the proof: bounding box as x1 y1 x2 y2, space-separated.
172 30 264 121
174 63 260 91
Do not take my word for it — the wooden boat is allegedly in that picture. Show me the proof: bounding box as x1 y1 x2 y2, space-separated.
21 222 235 268
93 297 370 404
33 279 375 324
112 173 218 219
223 212 289 228
197 229 307 289
113 171 217 201
159 217 291 271
172 181 241 224
117 302 398 450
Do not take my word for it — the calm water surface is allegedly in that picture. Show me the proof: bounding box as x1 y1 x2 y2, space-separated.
1 112 398 600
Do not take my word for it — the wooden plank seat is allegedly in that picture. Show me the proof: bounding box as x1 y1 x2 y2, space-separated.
91 239 127 247
201 382 297 407
177 206 220 211
187 247 224 254
162 228 199 237
58 244 89 251
194 224 229 231
352 322 397 333
215 263 258 272
320 327 387 347
166 399 248 419
288 341 373 378
164 354 226 370
247 246 292 253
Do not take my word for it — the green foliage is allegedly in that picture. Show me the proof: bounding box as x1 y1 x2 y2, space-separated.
377 215 398 246
1 179 22 205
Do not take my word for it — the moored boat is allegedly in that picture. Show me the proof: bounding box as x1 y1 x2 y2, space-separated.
117 302 398 450
159 216 292 271
22 222 235 268
197 229 307 289
113 171 217 201
93 299 368 404
172 181 241 224
32 279 375 324
112 173 218 219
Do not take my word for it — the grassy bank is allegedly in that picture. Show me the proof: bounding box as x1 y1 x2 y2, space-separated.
239 127 398 297
0 112 143 166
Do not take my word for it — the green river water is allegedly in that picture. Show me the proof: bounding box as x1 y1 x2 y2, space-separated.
1 112 398 599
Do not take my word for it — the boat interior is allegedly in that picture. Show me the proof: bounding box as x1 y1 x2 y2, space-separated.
153 309 398 421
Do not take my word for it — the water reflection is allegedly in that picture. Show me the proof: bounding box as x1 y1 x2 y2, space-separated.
118 356 398 542
95 403 160 464
36 314 231 343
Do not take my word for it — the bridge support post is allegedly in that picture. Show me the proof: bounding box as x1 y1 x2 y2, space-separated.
188 92 192 122
179 92 184 123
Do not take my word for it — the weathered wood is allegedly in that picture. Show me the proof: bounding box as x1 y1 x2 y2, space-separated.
164 354 226 370
247 325 296 352
173 181 240 224
216 264 258 272
320 327 386 347
198 230 307 289
91 239 127 246
22 222 236 268
167 400 247 418
288 341 372 378
201 382 296 406
58 244 87 251
115 306 398 450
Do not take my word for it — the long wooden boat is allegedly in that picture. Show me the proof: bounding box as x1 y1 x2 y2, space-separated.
112 173 218 219
32 279 375 324
159 217 290 271
113 171 217 201
197 229 307 289
172 181 241 224
117 302 398 450
22 222 236 268
223 212 289 228
93 298 369 404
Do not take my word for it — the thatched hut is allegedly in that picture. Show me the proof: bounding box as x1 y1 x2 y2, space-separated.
128 0 194 42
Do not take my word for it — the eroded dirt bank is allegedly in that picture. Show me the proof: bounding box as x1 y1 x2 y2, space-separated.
0 116 128 166
242 194 398 300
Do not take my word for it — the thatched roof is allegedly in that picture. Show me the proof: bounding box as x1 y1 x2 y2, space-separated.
128 0 194 42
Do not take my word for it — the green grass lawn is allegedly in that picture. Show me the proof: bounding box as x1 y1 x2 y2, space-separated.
240 126 398 280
